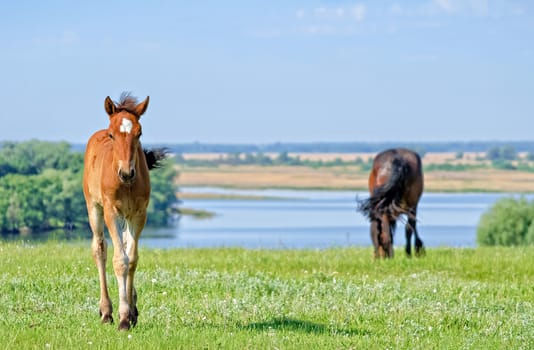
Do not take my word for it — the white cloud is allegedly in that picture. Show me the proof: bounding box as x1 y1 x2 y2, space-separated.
468 0 489 16
314 7 328 17
388 3 404 16
290 3 366 37
32 30 80 48
432 0 489 16
301 4 366 21
390 0 523 18
301 25 360 37
434 0 456 13
352 4 366 21
61 31 80 46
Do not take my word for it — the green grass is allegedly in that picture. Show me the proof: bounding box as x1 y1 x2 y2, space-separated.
1 243 533 349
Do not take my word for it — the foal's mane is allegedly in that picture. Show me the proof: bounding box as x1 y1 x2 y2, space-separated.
114 92 140 115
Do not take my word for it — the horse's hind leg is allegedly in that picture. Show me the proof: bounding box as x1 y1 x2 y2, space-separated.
384 219 394 258
370 219 383 258
405 217 414 257
375 216 394 258
411 216 425 257
88 205 113 323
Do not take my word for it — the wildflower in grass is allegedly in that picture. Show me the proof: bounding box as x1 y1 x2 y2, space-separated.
128 335 132 340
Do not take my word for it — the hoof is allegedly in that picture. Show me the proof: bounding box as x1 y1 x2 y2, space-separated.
130 307 139 327
99 311 114 324
118 319 131 331
415 246 426 257
101 315 114 324
375 246 386 259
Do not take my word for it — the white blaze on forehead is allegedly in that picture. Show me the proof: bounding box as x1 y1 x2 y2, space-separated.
119 118 133 134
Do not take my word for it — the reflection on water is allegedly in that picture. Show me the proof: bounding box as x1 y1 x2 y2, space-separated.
2 188 532 249
1 228 90 243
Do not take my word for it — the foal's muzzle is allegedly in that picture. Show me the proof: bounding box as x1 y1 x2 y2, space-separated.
118 168 136 183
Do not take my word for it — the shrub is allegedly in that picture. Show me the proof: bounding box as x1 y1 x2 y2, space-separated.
477 197 534 246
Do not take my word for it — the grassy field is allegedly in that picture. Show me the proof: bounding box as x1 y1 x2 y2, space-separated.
1 242 533 349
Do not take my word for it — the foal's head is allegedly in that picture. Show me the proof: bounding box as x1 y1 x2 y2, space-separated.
104 93 149 184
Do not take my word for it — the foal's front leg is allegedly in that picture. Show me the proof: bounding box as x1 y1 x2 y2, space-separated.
88 205 113 323
124 215 145 327
105 211 134 330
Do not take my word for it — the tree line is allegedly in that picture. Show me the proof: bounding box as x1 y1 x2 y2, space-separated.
0 141 178 234
126 141 534 154
174 151 375 170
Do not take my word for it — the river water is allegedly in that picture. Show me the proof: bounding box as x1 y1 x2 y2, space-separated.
2 188 529 249
140 188 529 249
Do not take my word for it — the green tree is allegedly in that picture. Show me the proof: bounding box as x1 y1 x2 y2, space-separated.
486 146 501 161
276 151 291 164
146 160 179 226
6 194 22 232
486 145 517 162
500 145 517 160
477 197 534 246
0 141 179 234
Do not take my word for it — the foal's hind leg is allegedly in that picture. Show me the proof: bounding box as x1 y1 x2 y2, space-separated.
88 205 113 323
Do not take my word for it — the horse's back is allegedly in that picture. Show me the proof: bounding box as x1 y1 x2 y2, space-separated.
392 148 423 202
374 148 421 176
370 148 423 200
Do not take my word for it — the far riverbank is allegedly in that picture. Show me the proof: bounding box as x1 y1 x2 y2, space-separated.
176 165 534 193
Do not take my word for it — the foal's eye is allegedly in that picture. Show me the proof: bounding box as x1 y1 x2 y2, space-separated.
108 133 114 140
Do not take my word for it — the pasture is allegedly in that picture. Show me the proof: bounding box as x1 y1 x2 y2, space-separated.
1 242 533 349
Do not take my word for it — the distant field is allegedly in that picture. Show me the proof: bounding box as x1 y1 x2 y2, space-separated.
176 152 534 193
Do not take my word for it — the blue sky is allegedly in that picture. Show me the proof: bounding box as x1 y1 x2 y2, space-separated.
0 0 533 144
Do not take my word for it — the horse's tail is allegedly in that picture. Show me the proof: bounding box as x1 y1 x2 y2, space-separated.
143 148 168 170
358 154 412 223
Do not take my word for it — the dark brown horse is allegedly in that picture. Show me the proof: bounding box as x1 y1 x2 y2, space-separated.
83 93 166 330
358 148 424 258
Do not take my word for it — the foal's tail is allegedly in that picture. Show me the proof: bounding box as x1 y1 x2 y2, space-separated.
143 148 168 170
357 155 413 222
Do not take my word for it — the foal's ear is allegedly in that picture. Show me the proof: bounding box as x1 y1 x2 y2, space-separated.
104 96 116 116
134 96 149 118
